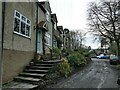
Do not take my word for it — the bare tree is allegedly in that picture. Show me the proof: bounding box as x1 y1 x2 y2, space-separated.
76 30 86 48
87 0 120 55
69 30 86 50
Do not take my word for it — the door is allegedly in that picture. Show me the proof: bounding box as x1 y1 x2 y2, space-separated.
37 30 43 53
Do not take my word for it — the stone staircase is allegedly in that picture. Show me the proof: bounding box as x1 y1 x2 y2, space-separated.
14 60 62 85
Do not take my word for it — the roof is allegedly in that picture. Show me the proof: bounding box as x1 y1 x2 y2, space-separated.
57 26 63 34
51 14 58 23
64 28 69 34
36 2 46 13
39 1 52 13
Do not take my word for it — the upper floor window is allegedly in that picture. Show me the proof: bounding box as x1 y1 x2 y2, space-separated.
14 10 31 38
46 10 51 22
54 23 57 30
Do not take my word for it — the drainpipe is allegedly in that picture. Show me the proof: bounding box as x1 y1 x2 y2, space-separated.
35 2 38 55
0 2 5 89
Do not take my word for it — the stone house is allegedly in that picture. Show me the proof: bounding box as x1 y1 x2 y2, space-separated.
62 28 69 49
51 14 58 48
0 2 3 87
57 26 64 49
39 1 53 55
2 1 50 84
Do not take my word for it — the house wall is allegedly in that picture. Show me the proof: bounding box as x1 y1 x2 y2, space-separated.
45 12 52 53
47 21 53 47
0 2 2 87
0 2 2 61
53 22 59 48
35 5 46 55
2 2 36 84
39 1 53 54
38 6 46 22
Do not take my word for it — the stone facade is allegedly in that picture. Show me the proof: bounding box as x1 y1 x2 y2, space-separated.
39 1 53 54
0 2 2 60
2 2 36 84
0 1 2 87
2 1 55 84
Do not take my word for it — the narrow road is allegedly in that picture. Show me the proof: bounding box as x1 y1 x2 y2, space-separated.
49 58 119 88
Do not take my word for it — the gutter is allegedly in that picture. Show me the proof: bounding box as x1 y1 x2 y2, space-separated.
35 2 38 55
1 2 5 89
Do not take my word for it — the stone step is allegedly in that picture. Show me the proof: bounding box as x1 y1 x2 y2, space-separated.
34 63 53 67
14 76 42 84
24 69 48 73
3 81 39 89
42 60 62 63
26 65 52 70
36 60 62 64
19 72 46 78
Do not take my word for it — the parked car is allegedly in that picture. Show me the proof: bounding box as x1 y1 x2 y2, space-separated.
110 55 120 65
97 54 109 59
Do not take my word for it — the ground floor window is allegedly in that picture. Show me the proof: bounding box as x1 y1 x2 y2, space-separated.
45 32 51 46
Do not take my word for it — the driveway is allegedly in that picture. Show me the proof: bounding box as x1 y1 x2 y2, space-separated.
48 58 119 88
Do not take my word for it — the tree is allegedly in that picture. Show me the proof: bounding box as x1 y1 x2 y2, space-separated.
69 30 86 50
109 41 117 54
87 0 120 55
77 31 86 48
100 36 109 53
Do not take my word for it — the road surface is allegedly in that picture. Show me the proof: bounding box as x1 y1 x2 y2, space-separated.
49 58 119 88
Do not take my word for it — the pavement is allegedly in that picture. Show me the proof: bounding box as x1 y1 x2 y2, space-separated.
47 58 119 89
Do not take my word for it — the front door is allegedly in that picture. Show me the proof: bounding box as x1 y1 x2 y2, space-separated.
37 30 43 53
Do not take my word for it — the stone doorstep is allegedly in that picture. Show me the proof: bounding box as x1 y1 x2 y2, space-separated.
41 59 62 63
3 81 38 89
34 63 53 66
24 69 48 72
27 65 52 69
9 83 38 89
20 72 45 77
14 76 42 82
30 60 62 64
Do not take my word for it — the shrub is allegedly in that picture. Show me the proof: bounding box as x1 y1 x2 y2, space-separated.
52 48 61 59
62 48 68 57
57 58 71 77
67 53 79 66
62 48 73 57
67 52 87 67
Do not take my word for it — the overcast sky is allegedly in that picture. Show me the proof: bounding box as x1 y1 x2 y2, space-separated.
49 0 89 30
39 0 100 49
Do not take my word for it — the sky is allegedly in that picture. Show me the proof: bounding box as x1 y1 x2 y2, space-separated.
39 0 100 49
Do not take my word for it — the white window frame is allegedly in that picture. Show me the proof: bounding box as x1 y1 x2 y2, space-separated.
13 10 31 38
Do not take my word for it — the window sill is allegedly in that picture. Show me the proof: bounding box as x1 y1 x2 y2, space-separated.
13 31 31 39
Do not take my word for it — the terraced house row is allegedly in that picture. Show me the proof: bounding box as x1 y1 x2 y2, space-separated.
0 1 65 84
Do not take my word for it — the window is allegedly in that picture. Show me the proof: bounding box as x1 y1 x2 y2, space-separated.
46 10 51 22
53 37 57 48
14 10 31 38
45 32 51 46
54 23 57 30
